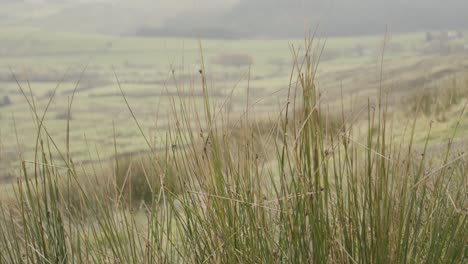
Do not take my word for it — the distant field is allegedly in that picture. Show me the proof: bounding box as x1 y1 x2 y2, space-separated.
1 26 468 181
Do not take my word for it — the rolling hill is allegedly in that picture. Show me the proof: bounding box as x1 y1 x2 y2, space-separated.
150 0 468 38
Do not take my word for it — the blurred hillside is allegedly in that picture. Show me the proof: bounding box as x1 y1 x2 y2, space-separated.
156 0 468 38
0 0 235 35
1 0 467 38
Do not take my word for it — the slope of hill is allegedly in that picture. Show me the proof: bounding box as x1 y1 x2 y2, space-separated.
0 0 236 35
2 0 468 38
152 0 468 38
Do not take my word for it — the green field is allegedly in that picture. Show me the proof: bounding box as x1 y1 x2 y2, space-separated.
0 1 467 262
0 15 467 261
1 26 467 180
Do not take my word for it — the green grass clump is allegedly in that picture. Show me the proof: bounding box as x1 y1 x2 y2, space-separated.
115 154 179 207
407 75 468 119
0 37 466 263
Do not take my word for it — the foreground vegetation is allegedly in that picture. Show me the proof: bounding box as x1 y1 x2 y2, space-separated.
0 38 466 263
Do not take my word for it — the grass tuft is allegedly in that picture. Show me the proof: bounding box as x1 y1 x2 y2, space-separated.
0 36 466 263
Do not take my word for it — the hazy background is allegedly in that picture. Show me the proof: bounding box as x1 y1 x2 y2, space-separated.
1 0 467 180
1 0 468 38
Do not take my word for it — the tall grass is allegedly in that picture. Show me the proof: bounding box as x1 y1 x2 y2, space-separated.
0 37 466 263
